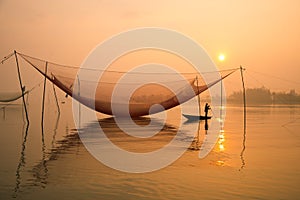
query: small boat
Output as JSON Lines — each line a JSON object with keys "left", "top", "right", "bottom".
{"left": 182, "top": 114, "right": 212, "bottom": 121}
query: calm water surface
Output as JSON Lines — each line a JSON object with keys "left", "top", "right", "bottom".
{"left": 0, "top": 98, "right": 299, "bottom": 199}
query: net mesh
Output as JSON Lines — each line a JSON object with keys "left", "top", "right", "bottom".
{"left": 0, "top": 90, "right": 28, "bottom": 102}
{"left": 17, "top": 52, "right": 237, "bottom": 117}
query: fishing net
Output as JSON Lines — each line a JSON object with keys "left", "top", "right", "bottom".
{"left": 0, "top": 90, "right": 28, "bottom": 102}
{"left": 17, "top": 52, "right": 238, "bottom": 117}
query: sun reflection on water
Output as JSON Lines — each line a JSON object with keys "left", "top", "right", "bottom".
{"left": 214, "top": 129, "right": 227, "bottom": 167}
{"left": 218, "top": 129, "right": 225, "bottom": 152}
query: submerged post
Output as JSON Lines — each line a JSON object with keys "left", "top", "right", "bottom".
{"left": 41, "top": 62, "right": 48, "bottom": 138}
{"left": 14, "top": 50, "right": 29, "bottom": 124}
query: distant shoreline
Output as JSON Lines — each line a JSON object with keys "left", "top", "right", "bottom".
{"left": 227, "top": 87, "right": 300, "bottom": 105}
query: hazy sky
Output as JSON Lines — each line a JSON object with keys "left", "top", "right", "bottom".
{"left": 0, "top": 0, "right": 299, "bottom": 92}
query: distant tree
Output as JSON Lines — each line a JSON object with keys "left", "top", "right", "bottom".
{"left": 227, "top": 87, "right": 300, "bottom": 105}
{"left": 273, "top": 89, "right": 300, "bottom": 104}
{"left": 228, "top": 87, "right": 272, "bottom": 105}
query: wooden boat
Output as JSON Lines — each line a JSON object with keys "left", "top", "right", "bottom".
{"left": 182, "top": 114, "right": 212, "bottom": 121}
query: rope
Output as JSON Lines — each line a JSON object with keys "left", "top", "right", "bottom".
{"left": 16, "top": 51, "right": 239, "bottom": 75}
{"left": 245, "top": 70, "right": 298, "bottom": 105}
{"left": 282, "top": 116, "right": 300, "bottom": 127}
{"left": 0, "top": 52, "right": 14, "bottom": 64}
{"left": 247, "top": 69, "right": 300, "bottom": 85}
{"left": 54, "top": 74, "right": 198, "bottom": 84}
{"left": 0, "top": 81, "right": 43, "bottom": 109}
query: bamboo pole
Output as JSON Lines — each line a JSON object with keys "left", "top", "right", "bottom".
{"left": 41, "top": 62, "right": 48, "bottom": 139}
{"left": 196, "top": 76, "right": 201, "bottom": 116}
{"left": 220, "top": 79, "right": 223, "bottom": 127}
{"left": 240, "top": 66, "right": 246, "bottom": 129}
{"left": 14, "top": 50, "right": 29, "bottom": 124}
{"left": 77, "top": 75, "right": 81, "bottom": 130}
{"left": 240, "top": 66, "right": 246, "bottom": 169}
{"left": 52, "top": 83, "right": 60, "bottom": 115}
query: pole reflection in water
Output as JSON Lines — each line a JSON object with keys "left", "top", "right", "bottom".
{"left": 188, "top": 120, "right": 201, "bottom": 151}
{"left": 13, "top": 109, "right": 61, "bottom": 197}
{"left": 11, "top": 109, "right": 248, "bottom": 196}
{"left": 13, "top": 123, "right": 29, "bottom": 198}
{"left": 188, "top": 118, "right": 210, "bottom": 151}
{"left": 17, "top": 116, "right": 191, "bottom": 191}
{"left": 239, "top": 119, "right": 247, "bottom": 170}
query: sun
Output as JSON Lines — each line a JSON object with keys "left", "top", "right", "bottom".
{"left": 218, "top": 54, "right": 225, "bottom": 62}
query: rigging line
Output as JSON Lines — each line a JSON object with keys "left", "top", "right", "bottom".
{"left": 51, "top": 71, "right": 234, "bottom": 85}
{"left": 244, "top": 70, "right": 266, "bottom": 87}
{"left": 0, "top": 81, "right": 43, "bottom": 109}
{"left": 282, "top": 116, "right": 300, "bottom": 127}
{"left": 246, "top": 71, "right": 296, "bottom": 105}
{"left": 14, "top": 50, "right": 29, "bottom": 125}
{"left": 17, "top": 52, "right": 239, "bottom": 75}
{"left": 54, "top": 74, "right": 197, "bottom": 84}
{"left": 27, "top": 80, "right": 44, "bottom": 92}
{"left": 247, "top": 69, "right": 300, "bottom": 85}
{"left": 0, "top": 52, "right": 14, "bottom": 64}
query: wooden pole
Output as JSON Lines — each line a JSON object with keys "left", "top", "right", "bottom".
{"left": 240, "top": 66, "right": 246, "bottom": 128}
{"left": 78, "top": 75, "right": 81, "bottom": 130}
{"left": 14, "top": 50, "right": 29, "bottom": 124}
{"left": 220, "top": 79, "right": 223, "bottom": 127}
{"left": 52, "top": 83, "right": 60, "bottom": 115}
{"left": 41, "top": 62, "right": 48, "bottom": 139}
{"left": 196, "top": 76, "right": 201, "bottom": 116}
{"left": 240, "top": 65, "right": 246, "bottom": 169}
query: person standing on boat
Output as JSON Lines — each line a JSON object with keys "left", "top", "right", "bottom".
{"left": 204, "top": 103, "right": 210, "bottom": 132}
{"left": 204, "top": 103, "right": 210, "bottom": 118}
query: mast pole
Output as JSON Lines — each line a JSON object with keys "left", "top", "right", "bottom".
{"left": 14, "top": 50, "right": 29, "bottom": 124}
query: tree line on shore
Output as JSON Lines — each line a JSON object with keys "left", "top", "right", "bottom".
{"left": 227, "top": 87, "right": 300, "bottom": 105}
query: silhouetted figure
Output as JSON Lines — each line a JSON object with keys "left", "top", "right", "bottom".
{"left": 204, "top": 103, "right": 210, "bottom": 132}
{"left": 204, "top": 103, "right": 210, "bottom": 118}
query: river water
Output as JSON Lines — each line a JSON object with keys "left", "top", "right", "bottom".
{"left": 0, "top": 96, "right": 299, "bottom": 199}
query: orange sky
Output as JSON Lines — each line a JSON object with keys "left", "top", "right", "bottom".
{"left": 0, "top": 0, "right": 299, "bottom": 93}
